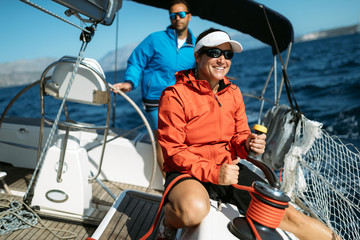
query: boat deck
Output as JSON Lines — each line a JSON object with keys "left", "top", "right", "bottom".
{"left": 0, "top": 162, "right": 163, "bottom": 240}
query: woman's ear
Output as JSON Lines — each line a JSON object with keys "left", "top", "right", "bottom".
{"left": 194, "top": 52, "right": 201, "bottom": 64}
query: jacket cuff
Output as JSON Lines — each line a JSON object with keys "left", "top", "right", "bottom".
{"left": 125, "top": 80, "right": 134, "bottom": 90}
{"left": 209, "top": 166, "right": 220, "bottom": 185}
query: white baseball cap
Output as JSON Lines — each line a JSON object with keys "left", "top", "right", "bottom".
{"left": 194, "top": 31, "right": 243, "bottom": 53}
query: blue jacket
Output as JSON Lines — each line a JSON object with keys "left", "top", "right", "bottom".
{"left": 124, "top": 26, "right": 196, "bottom": 107}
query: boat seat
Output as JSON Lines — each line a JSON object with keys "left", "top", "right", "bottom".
{"left": 36, "top": 55, "right": 111, "bottom": 192}
{"left": 30, "top": 55, "right": 112, "bottom": 216}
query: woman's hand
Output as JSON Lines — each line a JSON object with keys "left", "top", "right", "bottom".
{"left": 111, "top": 82, "right": 132, "bottom": 93}
{"left": 246, "top": 133, "right": 266, "bottom": 156}
{"left": 219, "top": 159, "right": 241, "bottom": 185}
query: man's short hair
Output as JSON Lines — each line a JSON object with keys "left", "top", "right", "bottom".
{"left": 169, "top": 0, "right": 191, "bottom": 13}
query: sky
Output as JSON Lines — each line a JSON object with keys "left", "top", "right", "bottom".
{"left": 1, "top": 0, "right": 359, "bottom": 63}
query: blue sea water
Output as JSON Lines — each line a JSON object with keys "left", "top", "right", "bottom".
{"left": 1, "top": 33, "right": 359, "bottom": 149}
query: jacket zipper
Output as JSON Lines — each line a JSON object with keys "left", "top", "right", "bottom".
{"left": 214, "top": 93, "right": 222, "bottom": 143}
{"left": 214, "top": 94, "right": 222, "bottom": 107}
{"left": 214, "top": 83, "right": 231, "bottom": 107}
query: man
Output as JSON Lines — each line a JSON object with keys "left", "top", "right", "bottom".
{"left": 112, "top": 0, "right": 196, "bottom": 177}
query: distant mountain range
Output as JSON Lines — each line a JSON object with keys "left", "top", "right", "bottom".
{"left": 295, "top": 24, "right": 359, "bottom": 42}
{"left": 0, "top": 58, "right": 57, "bottom": 87}
{"left": 1, "top": 24, "right": 359, "bottom": 88}
{"left": 98, "top": 43, "right": 138, "bottom": 72}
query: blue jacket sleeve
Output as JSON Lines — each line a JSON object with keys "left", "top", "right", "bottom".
{"left": 124, "top": 35, "right": 155, "bottom": 89}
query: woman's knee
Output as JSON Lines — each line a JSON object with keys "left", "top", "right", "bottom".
{"left": 167, "top": 179, "right": 210, "bottom": 227}
{"left": 179, "top": 196, "right": 210, "bottom": 226}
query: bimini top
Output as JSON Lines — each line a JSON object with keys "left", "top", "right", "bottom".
{"left": 131, "top": 0, "right": 294, "bottom": 54}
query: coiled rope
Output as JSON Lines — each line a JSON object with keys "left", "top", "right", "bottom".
{"left": 0, "top": 198, "right": 77, "bottom": 239}
{"left": 139, "top": 174, "right": 288, "bottom": 240}
{"left": 232, "top": 184, "right": 288, "bottom": 240}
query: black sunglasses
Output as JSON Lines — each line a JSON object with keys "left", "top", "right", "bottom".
{"left": 198, "top": 48, "right": 234, "bottom": 60}
{"left": 170, "top": 11, "right": 189, "bottom": 20}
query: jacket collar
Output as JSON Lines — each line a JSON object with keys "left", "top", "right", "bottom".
{"left": 166, "top": 26, "right": 195, "bottom": 46}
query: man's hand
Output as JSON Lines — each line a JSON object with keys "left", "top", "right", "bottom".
{"left": 111, "top": 82, "right": 132, "bottom": 93}
{"left": 219, "top": 159, "right": 241, "bottom": 185}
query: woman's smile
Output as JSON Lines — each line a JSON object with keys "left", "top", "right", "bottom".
{"left": 196, "top": 43, "right": 232, "bottom": 84}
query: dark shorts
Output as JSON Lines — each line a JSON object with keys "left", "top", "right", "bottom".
{"left": 164, "top": 163, "right": 266, "bottom": 214}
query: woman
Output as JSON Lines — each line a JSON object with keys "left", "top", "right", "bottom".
{"left": 157, "top": 28, "right": 339, "bottom": 240}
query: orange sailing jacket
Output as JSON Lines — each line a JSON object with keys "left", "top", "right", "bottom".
{"left": 158, "top": 69, "right": 251, "bottom": 184}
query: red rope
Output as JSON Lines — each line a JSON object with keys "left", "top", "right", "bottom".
{"left": 139, "top": 174, "right": 192, "bottom": 240}
{"left": 232, "top": 184, "right": 288, "bottom": 240}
